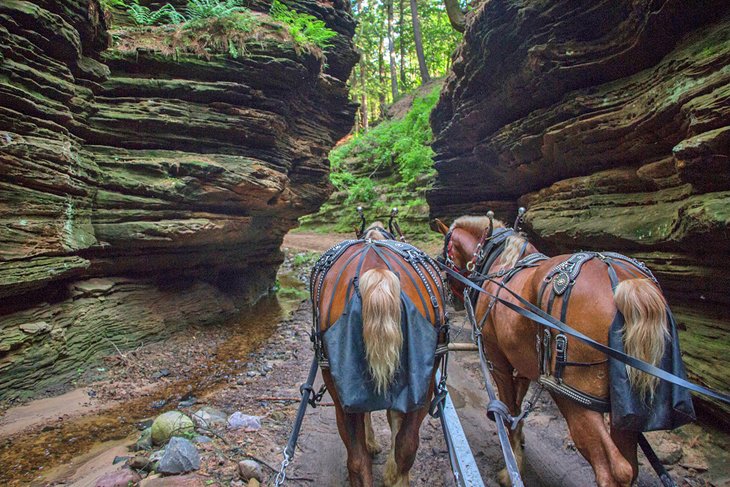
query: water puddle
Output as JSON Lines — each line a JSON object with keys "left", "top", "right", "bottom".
{"left": 0, "top": 269, "right": 307, "bottom": 486}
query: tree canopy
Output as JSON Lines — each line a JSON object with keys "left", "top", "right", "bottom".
{"left": 350, "top": 0, "right": 463, "bottom": 129}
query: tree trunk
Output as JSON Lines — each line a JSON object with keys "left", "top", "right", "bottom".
{"left": 386, "top": 0, "right": 399, "bottom": 100}
{"left": 444, "top": 0, "right": 465, "bottom": 33}
{"left": 398, "top": 0, "right": 407, "bottom": 87}
{"left": 378, "top": 23, "right": 386, "bottom": 115}
{"left": 410, "top": 0, "right": 430, "bottom": 83}
{"left": 360, "top": 60, "right": 368, "bottom": 131}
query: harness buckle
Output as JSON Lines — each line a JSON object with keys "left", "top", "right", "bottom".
{"left": 466, "top": 261, "right": 475, "bottom": 272}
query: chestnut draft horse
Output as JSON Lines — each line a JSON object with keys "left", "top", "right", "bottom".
{"left": 310, "top": 224, "right": 446, "bottom": 486}
{"left": 435, "top": 216, "right": 672, "bottom": 487}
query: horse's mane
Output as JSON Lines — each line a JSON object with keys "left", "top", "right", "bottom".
{"left": 364, "top": 221, "right": 388, "bottom": 240}
{"left": 450, "top": 215, "right": 525, "bottom": 269}
{"left": 450, "top": 215, "right": 506, "bottom": 236}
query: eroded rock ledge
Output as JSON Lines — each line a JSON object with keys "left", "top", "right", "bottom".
{"left": 429, "top": 0, "right": 729, "bottom": 422}
{"left": 0, "top": 0, "right": 356, "bottom": 401}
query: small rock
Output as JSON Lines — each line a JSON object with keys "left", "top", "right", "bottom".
{"left": 19, "top": 321, "right": 50, "bottom": 334}
{"left": 112, "top": 455, "right": 129, "bottom": 465}
{"left": 128, "top": 455, "right": 152, "bottom": 470}
{"left": 269, "top": 411, "right": 286, "bottom": 421}
{"left": 137, "top": 419, "right": 154, "bottom": 431}
{"left": 192, "top": 406, "right": 227, "bottom": 429}
{"left": 192, "top": 435, "right": 212, "bottom": 444}
{"left": 93, "top": 468, "right": 142, "bottom": 487}
{"left": 151, "top": 399, "right": 167, "bottom": 409}
{"left": 178, "top": 397, "right": 197, "bottom": 408}
{"left": 151, "top": 411, "right": 194, "bottom": 445}
{"left": 247, "top": 371, "right": 258, "bottom": 377}
{"left": 152, "top": 369, "right": 171, "bottom": 380}
{"left": 655, "top": 439, "right": 683, "bottom": 465}
{"left": 227, "top": 412, "right": 261, "bottom": 431}
{"left": 679, "top": 460, "right": 709, "bottom": 472}
{"left": 248, "top": 480, "right": 260, "bottom": 487}
{"left": 157, "top": 437, "right": 200, "bottom": 475}
{"left": 238, "top": 459, "right": 263, "bottom": 481}
{"left": 134, "top": 427, "right": 153, "bottom": 451}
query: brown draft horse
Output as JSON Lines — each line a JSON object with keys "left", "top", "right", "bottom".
{"left": 435, "top": 216, "right": 669, "bottom": 487}
{"left": 312, "top": 224, "right": 446, "bottom": 486}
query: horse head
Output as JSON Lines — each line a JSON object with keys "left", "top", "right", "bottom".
{"left": 364, "top": 221, "right": 392, "bottom": 240}
{"left": 434, "top": 214, "right": 529, "bottom": 308}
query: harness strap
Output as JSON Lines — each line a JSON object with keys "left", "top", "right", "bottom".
{"left": 324, "top": 246, "right": 368, "bottom": 327}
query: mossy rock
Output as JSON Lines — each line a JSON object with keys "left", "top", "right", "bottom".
{"left": 151, "top": 411, "right": 194, "bottom": 445}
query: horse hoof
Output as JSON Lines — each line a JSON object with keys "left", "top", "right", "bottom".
{"left": 367, "top": 442, "right": 381, "bottom": 456}
{"left": 497, "top": 468, "right": 512, "bottom": 487}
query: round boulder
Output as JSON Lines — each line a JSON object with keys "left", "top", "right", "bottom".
{"left": 151, "top": 411, "right": 194, "bottom": 445}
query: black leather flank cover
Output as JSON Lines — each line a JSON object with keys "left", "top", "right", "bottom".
{"left": 323, "top": 290, "right": 437, "bottom": 413}
{"left": 609, "top": 310, "right": 696, "bottom": 431}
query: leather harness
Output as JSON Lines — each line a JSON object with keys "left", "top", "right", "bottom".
{"left": 310, "top": 238, "right": 449, "bottom": 369}
{"left": 442, "top": 226, "right": 661, "bottom": 413}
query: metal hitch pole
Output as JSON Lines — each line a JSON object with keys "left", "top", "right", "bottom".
{"left": 436, "top": 370, "right": 486, "bottom": 487}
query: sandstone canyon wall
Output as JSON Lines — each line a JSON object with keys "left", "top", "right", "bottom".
{"left": 429, "top": 0, "right": 729, "bottom": 422}
{"left": 0, "top": 0, "right": 356, "bottom": 401}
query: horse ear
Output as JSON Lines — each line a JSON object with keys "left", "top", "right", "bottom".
{"left": 432, "top": 218, "right": 450, "bottom": 235}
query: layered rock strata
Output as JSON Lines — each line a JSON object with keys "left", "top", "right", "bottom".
{"left": 429, "top": 0, "right": 730, "bottom": 422}
{"left": 0, "top": 0, "right": 356, "bottom": 401}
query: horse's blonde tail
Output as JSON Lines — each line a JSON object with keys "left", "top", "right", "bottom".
{"left": 360, "top": 268, "right": 402, "bottom": 395}
{"left": 613, "top": 278, "right": 669, "bottom": 401}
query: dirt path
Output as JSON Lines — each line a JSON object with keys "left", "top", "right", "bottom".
{"left": 283, "top": 232, "right": 352, "bottom": 253}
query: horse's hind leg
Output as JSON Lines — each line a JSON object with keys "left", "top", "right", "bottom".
{"left": 553, "top": 396, "right": 633, "bottom": 487}
{"left": 611, "top": 427, "right": 639, "bottom": 483}
{"left": 384, "top": 410, "right": 405, "bottom": 486}
{"left": 364, "top": 412, "right": 381, "bottom": 455}
{"left": 385, "top": 406, "right": 429, "bottom": 487}
{"left": 324, "top": 373, "right": 373, "bottom": 486}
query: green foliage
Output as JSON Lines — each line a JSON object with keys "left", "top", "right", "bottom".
{"left": 174, "top": 9, "right": 259, "bottom": 58}
{"left": 305, "top": 85, "right": 440, "bottom": 236}
{"left": 292, "top": 251, "right": 320, "bottom": 267}
{"left": 330, "top": 85, "right": 439, "bottom": 197}
{"left": 270, "top": 0, "right": 338, "bottom": 49}
{"left": 127, "top": 2, "right": 184, "bottom": 25}
{"left": 100, "top": 0, "right": 129, "bottom": 11}
{"left": 185, "top": 0, "right": 247, "bottom": 21}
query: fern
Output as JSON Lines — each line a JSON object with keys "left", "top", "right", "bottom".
{"left": 128, "top": 3, "right": 184, "bottom": 25}
{"left": 186, "top": 0, "right": 247, "bottom": 21}
{"left": 270, "top": 0, "right": 337, "bottom": 49}
{"left": 175, "top": 9, "right": 259, "bottom": 59}
{"left": 100, "top": 0, "right": 128, "bottom": 10}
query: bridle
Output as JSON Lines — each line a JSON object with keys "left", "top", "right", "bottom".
{"left": 440, "top": 225, "right": 493, "bottom": 304}
{"left": 439, "top": 209, "right": 527, "bottom": 305}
